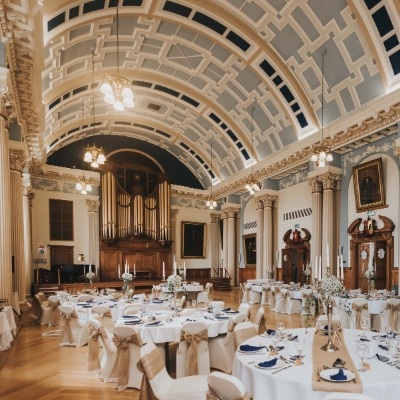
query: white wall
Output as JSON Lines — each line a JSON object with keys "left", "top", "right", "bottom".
{"left": 243, "top": 198, "right": 257, "bottom": 235}
{"left": 32, "top": 189, "right": 99, "bottom": 270}
{"left": 347, "top": 153, "right": 399, "bottom": 268}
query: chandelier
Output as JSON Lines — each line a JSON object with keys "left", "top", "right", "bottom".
{"left": 84, "top": 50, "right": 106, "bottom": 168}
{"left": 311, "top": 49, "right": 333, "bottom": 167}
{"left": 76, "top": 177, "right": 92, "bottom": 195}
{"left": 245, "top": 107, "right": 260, "bottom": 195}
{"left": 206, "top": 142, "right": 217, "bottom": 210}
{"left": 100, "top": 3, "right": 134, "bottom": 111}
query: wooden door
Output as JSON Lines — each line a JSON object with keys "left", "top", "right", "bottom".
{"left": 374, "top": 241, "right": 386, "bottom": 290}
{"left": 101, "top": 251, "right": 118, "bottom": 281}
{"left": 357, "top": 243, "right": 370, "bottom": 292}
{"left": 50, "top": 245, "right": 73, "bottom": 266}
{"left": 282, "top": 248, "right": 293, "bottom": 284}
{"left": 297, "top": 247, "right": 308, "bottom": 285}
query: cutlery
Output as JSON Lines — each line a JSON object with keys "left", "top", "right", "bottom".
{"left": 248, "top": 361, "right": 255, "bottom": 364}
{"left": 280, "top": 356, "right": 291, "bottom": 364}
{"left": 396, "top": 364, "right": 400, "bottom": 370}
{"left": 272, "top": 365, "right": 292, "bottom": 374}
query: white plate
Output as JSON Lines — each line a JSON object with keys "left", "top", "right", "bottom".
{"left": 319, "top": 369, "right": 355, "bottom": 383}
{"left": 255, "top": 359, "right": 285, "bottom": 370}
{"left": 237, "top": 347, "right": 265, "bottom": 354}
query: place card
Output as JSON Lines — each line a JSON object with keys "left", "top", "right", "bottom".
{"left": 363, "top": 362, "right": 370, "bottom": 370}
{"left": 294, "top": 359, "right": 302, "bottom": 366}
{"left": 269, "top": 350, "right": 277, "bottom": 356}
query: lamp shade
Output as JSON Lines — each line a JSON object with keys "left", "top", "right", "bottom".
{"left": 76, "top": 182, "right": 83, "bottom": 191}
{"left": 104, "top": 93, "right": 116, "bottom": 104}
{"left": 326, "top": 153, "right": 333, "bottom": 162}
{"left": 206, "top": 200, "right": 211, "bottom": 207}
{"left": 91, "top": 161, "right": 99, "bottom": 168}
{"left": 121, "top": 87, "right": 134, "bottom": 99}
{"left": 123, "top": 97, "right": 135, "bottom": 108}
{"left": 84, "top": 151, "right": 93, "bottom": 162}
{"left": 113, "top": 101, "right": 124, "bottom": 111}
{"left": 97, "top": 152, "right": 106, "bottom": 164}
{"left": 311, "top": 154, "right": 318, "bottom": 162}
{"left": 86, "top": 184, "right": 92, "bottom": 192}
{"left": 100, "top": 81, "right": 113, "bottom": 95}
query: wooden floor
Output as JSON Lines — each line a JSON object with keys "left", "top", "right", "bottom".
{"left": 0, "top": 289, "right": 311, "bottom": 400}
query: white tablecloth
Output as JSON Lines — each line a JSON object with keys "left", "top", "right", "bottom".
{"left": 233, "top": 328, "right": 400, "bottom": 400}
{"left": 0, "top": 308, "right": 13, "bottom": 351}
{"left": 1, "top": 306, "right": 16, "bottom": 335}
{"left": 252, "top": 285, "right": 304, "bottom": 300}
{"left": 334, "top": 297, "right": 387, "bottom": 315}
{"left": 162, "top": 285, "right": 204, "bottom": 293}
{"left": 116, "top": 309, "right": 231, "bottom": 343}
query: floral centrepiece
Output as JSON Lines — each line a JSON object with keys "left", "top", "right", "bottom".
{"left": 363, "top": 270, "right": 376, "bottom": 281}
{"left": 167, "top": 274, "right": 183, "bottom": 294}
{"left": 122, "top": 272, "right": 133, "bottom": 293}
{"left": 86, "top": 271, "right": 96, "bottom": 284}
{"left": 320, "top": 274, "right": 344, "bottom": 301}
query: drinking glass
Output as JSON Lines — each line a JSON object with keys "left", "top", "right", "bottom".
{"left": 277, "top": 322, "right": 285, "bottom": 336}
{"left": 386, "top": 326, "right": 394, "bottom": 340}
{"left": 192, "top": 300, "right": 197, "bottom": 310}
{"left": 360, "top": 318, "right": 368, "bottom": 337}
{"left": 295, "top": 339, "right": 306, "bottom": 365}
{"left": 356, "top": 343, "right": 367, "bottom": 372}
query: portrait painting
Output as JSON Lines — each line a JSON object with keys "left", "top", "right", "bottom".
{"left": 243, "top": 234, "right": 256, "bottom": 267}
{"left": 352, "top": 157, "right": 386, "bottom": 213}
{"left": 181, "top": 222, "right": 206, "bottom": 259}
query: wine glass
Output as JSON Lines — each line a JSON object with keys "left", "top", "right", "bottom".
{"left": 192, "top": 299, "right": 197, "bottom": 309}
{"left": 356, "top": 343, "right": 367, "bottom": 372}
{"left": 386, "top": 326, "right": 394, "bottom": 340}
{"left": 295, "top": 339, "right": 306, "bottom": 365}
{"left": 277, "top": 322, "right": 285, "bottom": 337}
{"left": 360, "top": 318, "right": 368, "bottom": 337}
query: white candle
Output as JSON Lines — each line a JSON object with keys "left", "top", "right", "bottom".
{"left": 163, "top": 262, "right": 165, "bottom": 277}
{"left": 276, "top": 250, "right": 279, "bottom": 261}
{"left": 134, "top": 264, "right": 136, "bottom": 275}
{"left": 337, "top": 255, "right": 340, "bottom": 279}
{"left": 84, "top": 265, "right": 86, "bottom": 276}
{"left": 315, "top": 256, "right": 318, "bottom": 279}
{"left": 340, "top": 255, "right": 344, "bottom": 280}
{"left": 118, "top": 264, "right": 121, "bottom": 279}
{"left": 319, "top": 256, "right": 322, "bottom": 280}
{"left": 362, "top": 262, "right": 364, "bottom": 272}
{"left": 326, "top": 244, "right": 329, "bottom": 266}
{"left": 89, "top": 264, "right": 92, "bottom": 273}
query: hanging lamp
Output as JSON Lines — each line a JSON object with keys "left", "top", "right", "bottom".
{"left": 311, "top": 49, "right": 333, "bottom": 167}
{"left": 100, "top": 2, "right": 134, "bottom": 110}
{"left": 245, "top": 106, "right": 260, "bottom": 195}
{"left": 84, "top": 50, "right": 106, "bottom": 168}
{"left": 206, "top": 142, "right": 217, "bottom": 210}
{"left": 76, "top": 109, "right": 93, "bottom": 195}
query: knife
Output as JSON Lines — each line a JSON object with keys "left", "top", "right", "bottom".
{"left": 271, "top": 365, "right": 292, "bottom": 374}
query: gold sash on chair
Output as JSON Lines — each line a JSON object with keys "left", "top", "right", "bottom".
{"left": 110, "top": 333, "right": 144, "bottom": 389}
{"left": 352, "top": 303, "right": 368, "bottom": 329}
{"left": 180, "top": 328, "right": 208, "bottom": 376}
{"left": 48, "top": 300, "right": 60, "bottom": 326}
{"left": 87, "top": 323, "right": 108, "bottom": 371}
{"left": 261, "top": 286, "right": 269, "bottom": 305}
{"left": 207, "top": 385, "right": 250, "bottom": 400}
{"left": 31, "top": 296, "right": 42, "bottom": 320}
{"left": 385, "top": 303, "right": 400, "bottom": 330}
{"left": 254, "top": 311, "right": 267, "bottom": 335}
{"left": 137, "top": 348, "right": 164, "bottom": 400}
{"left": 59, "top": 310, "right": 79, "bottom": 345}
{"left": 227, "top": 320, "right": 237, "bottom": 332}
{"left": 91, "top": 309, "right": 113, "bottom": 319}
{"left": 243, "top": 286, "right": 252, "bottom": 303}
{"left": 234, "top": 327, "right": 257, "bottom": 347}
{"left": 269, "top": 288, "right": 276, "bottom": 309}
{"left": 280, "top": 291, "right": 291, "bottom": 311}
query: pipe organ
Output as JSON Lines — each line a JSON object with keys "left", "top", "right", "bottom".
{"left": 99, "top": 157, "right": 172, "bottom": 281}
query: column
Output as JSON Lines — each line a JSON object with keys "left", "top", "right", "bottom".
{"left": 210, "top": 213, "right": 220, "bottom": 276}
{"left": 226, "top": 208, "right": 237, "bottom": 285}
{"left": 263, "top": 196, "right": 275, "bottom": 271}
{"left": 334, "top": 180, "right": 341, "bottom": 277}
{"left": 10, "top": 149, "right": 27, "bottom": 301}
{"left": 222, "top": 212, "right": 228, "bottom": 273}
{"left": 86, "top": 200, "right": 100, "bottom": 277}
{"left": 318, "top": 173, "right": 341, "bottom": 277}
{"left": 308, "top": 177, "right": 323, "bottom": 277}
{"left": 255, "top": 198, "right": 264, "bottom": 279}
{"left": 0, "top": 74, "right": 13, "bottom": 304}
{"left": 170, "top": 209, "right": 179, "bottom": 261}
{"left": 22, "top": 173, "right": 32, "bottom": 297}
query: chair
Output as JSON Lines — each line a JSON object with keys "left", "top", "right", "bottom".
{"left": 349, "top": 298, "right": 371, "bottom": 331}
{"left": 208, "top": 371, "right": 249, "bottom": 400}
{"left": 152, "top": 285, "right": 165, "bottom": 300}
{"left": 392, "top": 284, "right": 398, "bottom": 295}
{"left": 250, "top": 288, "right": 261, "bottom": 305}
{"left": 322, "top": 393, "right": 375, "bottom": 400}
{"left": 59, "top": 305, "right": 89, "bottom": 347}
{"left": 106, "top": 288, "right": 116, "bottom": 294}
{"left": 138, "top": 342, "right": 208, "bottom": 400}
{"left": 77, "top": 294, "right": 94, "bottom": 302}
{"left": 37, "top": 292, "right": 48, "bottom": 307}
{"left": 91, "top": 305, "right": 114, "bottom": 338}
{"left": 36, "top": 294, "right": 52, "bottom": 326}
{"left": 261, "top": 285, "right": 270, "bottom": 305}
{"left": 301, "top": 289, "right": 315, "bottom": 316}
{"left": 253, "top": 307, "right": 267, "bottom": 334}
{"left": 47, "top": 295, "right": 60, "bottom": 326}
{"left": 176, "top": 321, "right": 210, "bottom": 378}
{"left": 271, "top": 287, "right": 281, "bottom": 312}
{"left": 210, "top": 301, "right": 225, "bottom": 310}
{"left": 241, "top": 284, "right": 252, "bottom": 303}
{"left": 233, "top": 321, "right": 257, "bottom": 347}
{"left": 274, "top": 287, "right": 285, "bottom": 313}
{"left": 175, "top": 295, "right": 186, "bottom": 308}
{"left": 379, "top": 298, "right": 400, "bottom": 332}
{"left": 125, "top": 305, "right": 142, "bottom": 316}
{"left": 112, "top": 292, "right": 122, "bottom": 300}
{"left": 281, "top": 289, "right": 302, "bottom": 315}
{"left": 208, "top": 313, "right": 246, "bottom": 373}
{"left": 197, "top": 283, "right": 212, "bottom": 304}
{"left": 238, "top": 303, "right": 250, "bottom": 321}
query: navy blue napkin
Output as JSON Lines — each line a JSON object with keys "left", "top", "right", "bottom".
{"left": 124, "top": 320, "right": 142, "bottom": 325}
{"left": 186, "top": 318, "right": 197, "bottom": 322}
{"left": 378, "top": 344, "right": 389, "bottom": 351}
{"left": 330, "top": 369, "right": 347, "bottom": 381}
{"left": 226, "top": 310, "right": 239, "bottom": 314}
{"left": 239, "top": 344, "right": 264, "bottom": 352}
{"left": 122, "top": 315, "right": 139, "bottom": 319}
{"left": 221, "top": 307, "right": 231, "bottom": 312}
{"left": 215, "top": 315, "right": 229, "bottom": 320}
{"left": 376, "top": 354, "right": 389, "bottom": 362}
{"left": 152, "top": 301, "right": 163, "bottom": 304}
{"left": 86, "top": 301, "right": 93, "bottom": 303}
{"left": 289, "top": 335, "right": 298, "bottom": 341}
{"left": 82, "top": 305, "right": 93, "bottom": 308}
{"left": 259, "top": 358, "right": 278, "bottom": 368}
{"left": 266, "top": 329, "right": 276, "bottom": 335}
{"left": 359, "top": 338, "right": 369, "bottom": 342}
{"left": 146, "top": 320, "right": 162, "bottom": 326}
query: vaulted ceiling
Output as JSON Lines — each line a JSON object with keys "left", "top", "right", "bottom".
{"left": 6, "top": 0, "right": 400, "bottom": 189}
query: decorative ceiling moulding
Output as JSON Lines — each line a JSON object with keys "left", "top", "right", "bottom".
{"left": 30, "top": 169, "right": 100, "bottom": 186}
{"left": 171, "top": 185, "right": 210, "bottom": 201}
{"left": 0, "top": 1, "right": 45, "bottom": 174}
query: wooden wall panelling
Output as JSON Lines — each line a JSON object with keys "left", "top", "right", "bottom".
{"left": 186, "top": 268, "right": 211, "bottom": 279}
{"left": 101, "top": 251, "right": 118, "bottom": 281}
{"left": 239, "top": 268, "right": 256, "bottom": 284}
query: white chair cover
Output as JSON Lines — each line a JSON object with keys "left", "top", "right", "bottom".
{"left": 233, "top": 321, "right": 257, "bottom": 348}
{"left": 350, "top": 298, "right": 371, "bottom": 331}
{"left": 242, "top": 284, "right": 252, "bottom": 303}
{"left": 47, "top": 295, "right": 60, "bottom": 326}
{"left": 197, "top": 283, "right": 212, "bottom": 304}
{"left": 77, "top": 294, "right": 94, "bottom": 302}
{"left": 125, "top": 305, "right": 142, "bottom": 316}
{"left": 91, "top": 305, "right": 114, "bottom": 338}
{"left": 261, "top": 285, "right": 270, "bottom": 306}
{"left": 379, "top": 298, "right": 400, "bottom": 332}
{"left": 208, "top": 371, "right": 249, "bottom": 400}
{"left": 253, "top": 307, "right": 267, "bottom": 334}
{"left": 238, "top": 303, "right": 250, "bottom": 321}
{"left": 59, "top": 305, "right": 89, "bottom": 347}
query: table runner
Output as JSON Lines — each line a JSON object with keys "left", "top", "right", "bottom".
{"left": 312, "top": 329, "right": 362, "bottom": 394}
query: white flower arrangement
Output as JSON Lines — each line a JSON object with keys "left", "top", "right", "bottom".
{"left": 121, "top": 272, "right": 133, "bottom": 292}
{"left": 86, "top": 271, "right": 96, "bottom": 282}
{"left": 363, "top": 270, "right": 376, "bottom": 281}
{"left": 167, "top": 274, "right": 182, "bottom": 294}
{"left": 320, "top": 274, "right": 343, "bottom": 299}
{"left": 303, "top": 269, "right": 311, "bottom": 277}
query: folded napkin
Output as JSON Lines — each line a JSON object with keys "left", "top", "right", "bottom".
{"left": 82, "top": 305, "right": 93, "bottom": 308}
{"left": 378, "top": 344, "right": 389, "bottom": 351}
{"left": 289, "top": 335, "right": 298, "bottom": 341}
{"left": 221, "top": 307, "right": 231, "bottom": 312}
{"left": 258, "top": 358, "right": 278, "bottom": 368}
{"left": 333, "top": 358, "right": 346, "bottom": 368}
{"left": 226, "top": 310, "right": 239, "bottom": 314}
{"left": 359, "top": 338, "right": 370, "bottom": 342}
{"left": 186, "top": 318, "right": 197, "bottom": 322}
{"left": 86, "top": 301, "right": 93, "bottom": 303}
{"left": 266, "top": 329, "right": 276, "bottom": 335}
{"left": 122, "top": 315, "right": 139, "bottom": 319}
{"left": 124, "top": 320, "right": 142, "bottom": 325}
{"left": 239, "top": 344, "right": 264, "bottom": 352}
{"left": 375, "top": 354, "right": 389, "bottom": 362}
{"left": 146, "top": 321, "right": 162, "bottom": 326}
{"left": 152, "top": 301, "right": 164, "bottom": 304}
{"left": 204, "top": 316, "right": 215, "bottom": 320}
{"left": 330, "top": 369, "right": 347, "bottom": 381}
{"left": 215, "top": 315, "right": 229, "bottom": 320}
{"left": 274, "top": 346, "right": 285, "bottom": 351}
{"left": 110, "top": 299, "right": 117, "bottom": 302}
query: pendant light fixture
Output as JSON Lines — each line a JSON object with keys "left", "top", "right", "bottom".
{"left": 245, "top": 106, "right": 261, "bottom": 195}
{"left": 206, "top": 142, "right": 217, "bottom": 210}
{"left": 100, "top": 2, "right": 134, "bottom": 110}
{"left": 84, "top": 49, "right": 106, "bottom": 168}
{"left": 311, "top": 49, "right": 333, "bottom": 167}
{"left": 76, "top": 109, "right": 93, "bottom": 195}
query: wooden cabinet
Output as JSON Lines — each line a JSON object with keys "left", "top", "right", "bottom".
{"left": 186, "top": 268, "right": 211, "bottom": 280}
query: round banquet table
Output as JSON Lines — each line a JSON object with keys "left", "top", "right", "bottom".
{"left": 0, "top": 308, "right": 13, "bottom": 351}
{"left": 232, "top": 328, "right": 400, "bottom": 400}
{"left": 334, "top": 297, "right": 387, "bottom": 315}
{"left": 252, "top": 285, "right": 305, "bottom": 300}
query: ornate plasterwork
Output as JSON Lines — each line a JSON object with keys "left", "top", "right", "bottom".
{"left": 394, "top": 146, "right": 400, "bottom": 158}
{"left": 31, "top": 170, "right": 99, "bottom": 186}
{"left": 307, "top": 177, "right": 323, "bottom": 194}
{"left": 9, "top": 148, "right": 26, "bottom": 171}
{"left": 86, "top": 199, "right": 99, "bottom": 213}
{"left": 170, "top": 209, "right": 179, "bottom": 220}
{"left": 317, "top": 173, "right": 342, "bottom": 191}
{"left": 256, "top": 194, "right": 278, "bottom": 208}
{"left": 21, "top": 172, "right": 30, "bottom": 196}
{"left": 222, "top": 207, "right": 239, "bottom": 219}
{"left": 210, "top": 213, "right": 220, "bottom": 224}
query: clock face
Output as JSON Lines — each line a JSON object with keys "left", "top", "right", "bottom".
{"left": 377, "top": 248, "right": 385, "bottom": 259}
{"left": 360, "top": 250, "right": 368, "bottom": 260}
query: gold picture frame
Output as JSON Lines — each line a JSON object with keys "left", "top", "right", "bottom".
{"left": 352, "top": 157, "right": 387, "bottom": 213}
{"left": 181, "top": 222, "right": 206, "bottom": 259}
{"left": 242, "top": 234, "right": 256, "bottom": 268}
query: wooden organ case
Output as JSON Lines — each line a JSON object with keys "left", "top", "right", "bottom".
{"left": 99, "top": 153, "right": 172, "bottom": 281}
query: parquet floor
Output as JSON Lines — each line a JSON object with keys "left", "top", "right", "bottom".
{"left": 0, "top": 289, "right": 311, "bottom": 400}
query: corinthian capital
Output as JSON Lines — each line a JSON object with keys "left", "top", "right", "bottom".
{"left": 171, "top": 209, "right": 179, "bottom": 220}
{"left": 317, "top": 173, "right": 341, "bottom": 191}
{"left": 86, "top": 199, "right": 100, "bottom": 213}
{"left": 9, "top": 149, "right": 27, "bottom": 172}
{"left": 307, "top": 177, "right": 323, "bottom": 194}
{"left": 210, "top": 213, "right": 220, "bottom": 223}
{"left": 223, "top": 207, "right": 239, "bottom": 218}
{"left": 394, "top": 146, "right": 400, "bottom": 158}
{"left": 0, "top": 87, "right": 16, "bottom": 121}
{"left": 259, "top": 194, "right": 277, "bottom": 208}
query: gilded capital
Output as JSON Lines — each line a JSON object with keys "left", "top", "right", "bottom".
{"left": 223, "top": 207, "right": 239, "bottom": 218}
{"left": 307, "top": 177, "right": 323, "bottom": 194}
{"left": 254, "top": 197, "right": 264, "bottom": 210}
{"left": 210, "top": 213, "right": 220, "bottom": 223}
{"left": 22, "top": 172, "right": 31, "bottom": 196}
{"left": 86, "top": 199, "right": 100, "bottom": 213}
{"left": 9, "top": 149, "right": 27, "bottom": 172}
{"left": 170, "top": 209, "right": 179, "bottom": 220}
{"left": 394, "top": 146, "right": 400, "bottom": 158}
{"left": 317, "top": 173, "right": 341, "bottom": 191}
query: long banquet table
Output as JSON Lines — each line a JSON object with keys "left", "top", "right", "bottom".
{"left": 0, "top": 307, "right": 15, "bottom": 351}
{"left": 233, "top": 327, "right": 400, "bottom": 400}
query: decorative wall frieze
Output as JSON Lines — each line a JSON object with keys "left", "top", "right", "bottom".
{"left": 31, "top": 170, "right": 100, "bottom": 186}
{"left": 307, "top": 177, "right": 323, "bottom": 194}
{"left": 9, "top": 148, "right": 26, "bottom": 171}
{"left": 86, "top": 199, "right": 99, "bottom": 213}
{"left": 171, "top": 187, "right": 209, "bottom": 201}
{"left": 317, "top": 173, "right": 342, "bottom": 191}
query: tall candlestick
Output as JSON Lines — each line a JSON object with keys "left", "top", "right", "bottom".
{"left": 319, "top": 256, "right": 322, "bottom": 280}
{"left": 118, "top": 264, "right": 121, "bottom": 279}
{"left": 315, "top": 256, "right": 318, "bottom": 279}
{"left": 337, "top": 255, "right": 340, "bottom": 279}
{"left": 326, "top": 244, "right": 329, "bottom": 266}
{"left": 134, "top": 264, "right": 136, "bottom": 275}
{"left": 163, "top": 262, "right": 165, "bottom": 278}
{"left": 184, "top": 263, "right": 186, "bottom": 277}
{"left": 340, "top": 255, "right": 344, "bottom": 280}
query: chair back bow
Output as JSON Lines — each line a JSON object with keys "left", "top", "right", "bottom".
{"left": 110, "top": 333, "right": 144, "bottom": 389}
{"left": 48, "top": 299, "right": 60, "bottom": 326}
{"left": 59, "top": 310, "right": 78, "bottom": 345}
{"left": 385, "top": 303, "right": 400, "bottom": 330}
{"left": 91, "top": 309, "right": 113, "bottom": 319}
{"left": 254, "top": 312, "right": 267, "bottom": 335}
{"left": 87, "top": 324, "right": 108, "bottom": 371}
{"left": 180, "top": 329, "right": 208, "bottom": 376}
{"left": 302, "top": 292, "right": 313, "bottom": 299}
{"left": 228, "top": 320, "right": 237, "bottom": 332}
{"left": 31, "top": 296, "right": 42, "bottom": 319}
{"left": 352, "top": 303, "right": 368, "bottom": 329}
{"left": 207, "top": 385, "right": 250, "bottom": 400}
{"left": 234, "top": 326, "right": 257, "bottom": 347}
{"left": 137, "top": 348, "right": 164, "bottom": 400}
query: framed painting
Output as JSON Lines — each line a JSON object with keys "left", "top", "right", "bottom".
{"left": 181, "top": 222, "right": 206, "bottom": 259}
{"left": 352, "top": 157, "right": 386, "bottom": 213}
{"left": 242, "top": 234, "right": 256, "bottom": 267}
